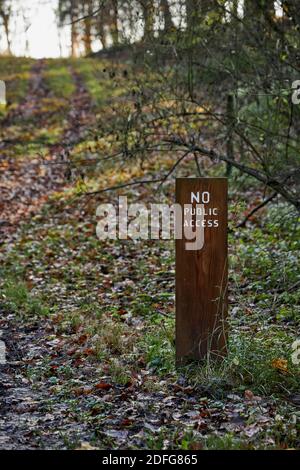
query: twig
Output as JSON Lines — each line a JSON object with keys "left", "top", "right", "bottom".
{"left": 85, "top": 151, "right": 189, "bottom": 196}
{"left": 157, "top": 151, "right": 190, "bottom": 190}
{"left": 237, "top": 191, "right": 278, "bottom": 228}
{"left": 84, "top": 178, "right": 163, "bottom": 196}
{"left": 285, "top": 100, "right": 294, "bottom": 161}
{"left": 66, "top": 5, "right": 103, "bottom": 25}
{"left": 194, "top": 153, "right": 202, "bottom": 176}
{"left": 163, "top": 138, "right": 300, "bottom": 212}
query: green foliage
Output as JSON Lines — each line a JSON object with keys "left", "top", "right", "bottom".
{"left": 0, "top": 57, "right": 34, "bottom": 110}
{"left": 228, "top": 329, "right": 300, "bottom": 395}
{"left": 1, "top": 279, "right": 49, "bottom": 317}
{"left": 44, "top": 59, "right": 75, "bottom": 98}
{"left": 139, "top": 318, "right": 174, "bottom": 372}
{"left": 0, "top": 51, "right": 299, "bottom": 449}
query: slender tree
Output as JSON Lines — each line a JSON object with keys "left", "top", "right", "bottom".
{"left": 161, "top": 0, "right": 173, "bottom": 32}
{"left": 82, "top": 0, "right": 94, "bottom": 54}
{"left": 110, "top": 0, "right": 119, "bottom": 46}
{"left": 0, "top": 0, "right": 12, "bottom": 55}
{"left": 139, "top": 0, "right": 155, "bottom": 41}
{"left": 58, "top": 0, "right": 80, "bottom": 57}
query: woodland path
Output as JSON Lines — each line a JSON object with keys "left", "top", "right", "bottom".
{"left": 0, "top": 58, "right": 298, "bottom": 450}
{"left": 0, "top": 60, "right": 95, "bottom": 449}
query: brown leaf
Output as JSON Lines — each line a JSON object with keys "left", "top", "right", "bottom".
{"left": 271, "top": 358, "right": 288, "bottom": 374}
{"left": 76, "top": 442, "right": 97, "bottom": 450}
{"left": 74, "top": 386, "right": 93, "bottom": 396}
{"left": 83, "top": 347, "right": 95, "bottom": 356}
{"left": 67, "top": 347, "right": 77, "bottom": 356}
{"left": 173, "top": 383, "right": 195, "bottom": 394}
{"left": 121, "top": 418, "right": 133, "bottom": 427}
{"left": 76, "top": 334, "right": 88, "bottom": 345}
{"left": 244, "top": 389, "right": 262, "bottom": 401}
{"left": 95, "top": 381, "right": 112, "bottom": 390}
{"left": 190, "top": 442, "right": 203, "bottom": 450}
{"left": 244, "top": 389, "right": 254, "bottom": 400}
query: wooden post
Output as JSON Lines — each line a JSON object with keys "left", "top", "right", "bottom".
{"left": 176, "top": 178, "right": 228, "bottom": 364}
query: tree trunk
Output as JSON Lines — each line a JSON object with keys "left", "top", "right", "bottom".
{"left": 71, "top": 22, "right": 79, "bottom": 57}
{"left": 110, "top": 0, "right": 119, "bottom": 46}
{"left": 140, "top": 1, "right": 154, "bottom": 40}
{"left": 98, "top": 22, "right": 107, "bottom": 49}
{"left": 244, "top": 0, "right": 265, "bottom": 19}
{"left": 3, "top": 14, "right": 11, "bottom": 54}
{"left": 186, "top": 0, "right": 198, "bottom": 31}
{"left": 282, "top": 0, "right": 300, "bottom": 22}
{"left": 161, "top": 0, "right": 173, "bottom": 32}
{"left": 0, "top": 10, "right": 12, "bottom": 55}
{"left": 243, "top": 0, "right": 256, "bottom": 18}
{"left": 186, "top": 0, "right": 215, "bottom": 31}
{"left": 83, "top": 0, "right": 93, "bottom": 55}
{"left": 70, "top": 0, "right": 79, "bottom": 57}
{"left": 225, "top": 93, "right": 235, "bottom": 177}
{"left": 97, "top": 1, "right": 108, "bottom": 49}
{"left": 231, "top": 0, "right": 238, "bottom": 17}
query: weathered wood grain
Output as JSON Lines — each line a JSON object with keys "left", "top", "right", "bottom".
{"left": 176, "top": 178, "right": 228, "bottom": 364}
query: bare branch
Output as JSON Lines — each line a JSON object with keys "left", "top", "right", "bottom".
{"left": 237, "top": 192, "right": 278, "bottom": 228}
{"left": 84, "top": 177, "right": 163, "bottom": 196}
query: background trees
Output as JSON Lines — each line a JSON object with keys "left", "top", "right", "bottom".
{"left": 0, "top": 2, "right": 299, "bottom": 450}
{"left": 0, "top": 0, "right": 12, "bottom": 55}
{"left": 54, "top": 0, "right": 297, "bottom": 211}
{"left": 0, "top": 1, "right": 299, "bottom": 210}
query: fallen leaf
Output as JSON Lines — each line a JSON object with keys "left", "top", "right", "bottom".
{"left": 95, "top": 382, "right": 112, "bottom": 390}
{"left": 76, "top": 442, "right": 97, "bottom": 450}
{"left": 244, "top": 390, "right": 254, "bottom": 400}
{"left": 271, "top": 358, "right": 288, "bottom": 373}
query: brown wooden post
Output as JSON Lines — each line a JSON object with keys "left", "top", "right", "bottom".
{"left": 176, "top": 178, "right": 228, "bottom": 364}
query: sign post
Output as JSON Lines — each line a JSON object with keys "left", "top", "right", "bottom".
{"left": 176, "top": 178, "right": 228, "bottom": 364}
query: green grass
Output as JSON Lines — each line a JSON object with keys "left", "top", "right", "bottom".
{"left": 73, "top": 58, "right": 129, "bottom": 112}
{"left": 1, "top": 279, "right": 50, "bottom": 318}
{"left": 2, "top": 193, "right": 299, "bottom": 400}
{"left": 0, "top": 57, "right": 299, "bottom": 449}
{"left": 0, "top": 58, "right": 76, "bottom": 156}
{"left": 44, "top": 59, "right": 75, "bottom": 99}
{"left": 0, "top": 57, "right": 34, "bottom": 109}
